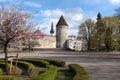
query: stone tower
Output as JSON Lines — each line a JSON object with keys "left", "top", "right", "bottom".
{"left": 56, "top": 15, "right": 68, "bottom": 48}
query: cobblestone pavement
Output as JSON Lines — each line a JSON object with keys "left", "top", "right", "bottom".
{"left": 0, "top": 51, "right": 120, "bottom": 80}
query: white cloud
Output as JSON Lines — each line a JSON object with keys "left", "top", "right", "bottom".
{"left": 40, "top": 9, "right": 64, "bottom": 19}
{"left": 0, "top": 0, "right": 24, "bottom": 5}
{"left": 9, "top": 0, "right": 23, "bottom": 4}
{"left": 0, "top": 0, "right": 7, "bottom": 2}
{"left": 39, "top": 8, "right": 83, "bottom": 35}
{"left": 23, "top": 2, "right": 41, "bottom": 8}
{"left": 110, "top": 0, "right": 120, "bottom": 4}
{"left": 37, "top": 8, "right": 96, "bottom": 36}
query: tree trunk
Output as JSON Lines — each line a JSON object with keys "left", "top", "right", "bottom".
{"left": 87, "top": 39, "right": 91, "bottom": 50}
{"left": 105, "top": 43, "right": 109, "bottom": 52}
{"left": 87, "top": 42, "right": 90, "bottom": 50}
{"left": 106, "top": 46, "right": 109, "bottom": 52}
{"left": 28, "top": 44, "right": 31, "bottom": 52}
{"left": 98, "top": 40, "right": 101, "bottom": 51}
{"left": 4, "top": 44, "right": 9, "bottom": 74}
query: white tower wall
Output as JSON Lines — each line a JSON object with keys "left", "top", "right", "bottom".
{"left": 56, "top": 26, "right": 68, "bottom": 48}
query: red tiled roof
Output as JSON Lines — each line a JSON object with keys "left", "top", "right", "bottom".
{"left": 68, "top": 35, "right": 76, "bottom": 38}
{"left": 32, "top": 32, "right": 48, "bottom": 37}
{"left": 21, "top": 32, "right": 49, "bottom": 38}
{"left": 33, "top": 30, "right": 48, "bottom": 37}
{"left": 56, "top": 15, "right": 68, "bottom": 26}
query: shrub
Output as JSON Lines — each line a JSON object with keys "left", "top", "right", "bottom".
{"left": 22, "top": 48, "right": 29, "bottom": 51}
{"left": 18, "top": 59, "right": 49, "bottom": 67}
{"left": 0, "top": 76, "right": 15, "bottom": 80}
{"left": 69, "top": 64, "right": 88, "bottom": 80}
{"left": 0, "top": 62, "right": 22, "bottom": 74}
{"left": 12, "top": 61, "right": 36, "bottom": 76}
{"left": 0, "top": 59, "right": 4, "bottom": 62}
{"left": 19, "top": 58, "right": 65, "bottom": 67}
{"left": 0, "top": 68, "right": 2, "bottom": 75}
{"left": 0, "top": 62, "right": 11, "bottom": 72}
{"left": 40, "top": 59, "right": 66, "bottom": 67}
{"left": 31, "top": 65, "right": 58, "bottom": 80}
{"left": 0, "top": 62, "right": 6, "bottom": 68}
{"left": 22, "top": 48, "right": 34, "bottom": 52}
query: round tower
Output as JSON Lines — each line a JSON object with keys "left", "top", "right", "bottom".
{"left": 56, "top": 15, "right": 68, "bottom": 48}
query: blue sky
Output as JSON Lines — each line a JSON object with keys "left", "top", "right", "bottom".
{"left": 0, "top": 0, "right": 120, "bottom": 35}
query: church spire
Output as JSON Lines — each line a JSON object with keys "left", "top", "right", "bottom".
{"left": 50, "top": 22, "right": 54, "bottom": 35}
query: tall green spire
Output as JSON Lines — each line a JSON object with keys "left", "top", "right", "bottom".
{"left": 97, "top": 12, "right": 102, "bottom": 20}
{"left": 50, "top": 22, "right": 54, "bottom": 35}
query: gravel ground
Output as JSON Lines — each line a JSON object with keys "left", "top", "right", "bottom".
{"left": 0, "top": 51, "right": 120, "bottom": 80}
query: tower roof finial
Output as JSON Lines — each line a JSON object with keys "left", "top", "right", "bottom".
{"left": 56, "top": 15, "right": 68, "bottom": 26}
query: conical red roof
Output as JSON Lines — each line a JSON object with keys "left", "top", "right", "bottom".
{"left": 56, "top": 15, "right": 68, "bottom": 26}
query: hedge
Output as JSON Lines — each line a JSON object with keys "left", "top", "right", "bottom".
{"left": 0, "top": 68, "right": 2, "bottom": 75}
{"left": 0, "top": 59, "right": 4, "bottom": 62}
{"left": 69, "top": 64, "right": 88, "bottom": 80}
{"left": 0, "top": 62, "right": 6, "bottom": 68}
{"left": 0, "top": 76, "right": 15, "bottom": 80}
{"left": 18, "top": 59, "right": 49, "bottom": 67}
{"left": 43, "top": 59, "right": 65, "bottom": 67}
{"left": 0, "top": 67, "right": 15, "bottom": 80}
{"left": 12, "top": 61, "right": 36, "bottom": 76}
{"left": 0, "top": 62, "right": 10, "bottom": 72}
{"left": 31, "top": 65, "right": 58, "bottom": 80}
{"left": 20, "top": 58, "right": 66, "bottom": 67}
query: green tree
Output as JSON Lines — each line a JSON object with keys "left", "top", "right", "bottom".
{"left": 78, "top": 19, "right": 95, "bottom": 50}
{"left": 114, "top": 7, "right": 120, "bottom": 50}
{"left": 94, "top": 12, "right": 104, "bottom": 51}
{"left": 114, "top": 19, "right": 120, "bottom": 50}
{"left": 97, "top": 12, "right": 102, "bottom": 20}
{"left": 101, "top": 17, "right": 119, "bottom": 51}
{"left": 92, "top": 13, "right": 120, "bottom": 51}
{"left": 114, "top": 7, "right": 120, "bottom": 19}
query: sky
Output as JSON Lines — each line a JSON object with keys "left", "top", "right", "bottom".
{"left": 0, "top": 0, "right": 120, "bottom": 36}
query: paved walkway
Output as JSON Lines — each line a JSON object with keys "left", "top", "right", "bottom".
{"left": 0, "top": 51, "right": 120, "bottom": 80}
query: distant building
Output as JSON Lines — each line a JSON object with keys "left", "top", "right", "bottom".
{"left": 67, "top": 39, "right": 87, "bottom": 51}
{"left": 21, "top": 30, "right": 56, "bottom": 49}
{"left": 1, "top": 15, "right": 86, "bottom": 51}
